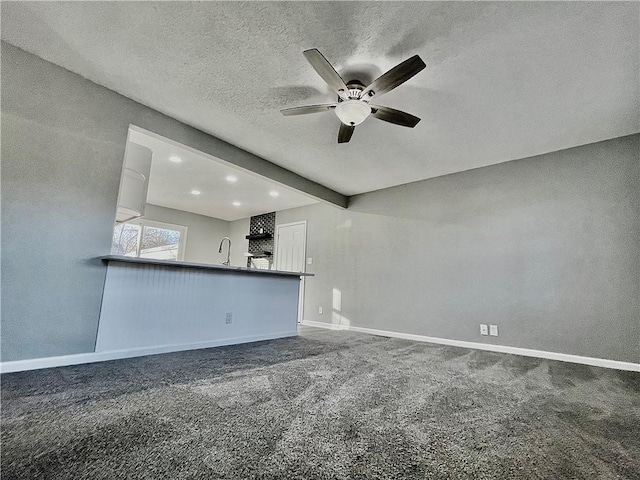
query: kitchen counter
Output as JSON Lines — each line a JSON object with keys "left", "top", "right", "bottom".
{"left": 100, "top": 255, "right": 313, "bottom": 277}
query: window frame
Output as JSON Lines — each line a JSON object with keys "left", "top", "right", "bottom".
{"left": 114, "top": 218, "right": 188, "bottom": 261}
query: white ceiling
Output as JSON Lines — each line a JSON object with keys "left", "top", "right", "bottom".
{"left": 129, "top": 127, "right": 318, "bottom": 222}
{"left": 2, "top": 2, "right": 638, "bottom": 196}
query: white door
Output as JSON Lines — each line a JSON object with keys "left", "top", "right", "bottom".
{"left": 275, "top": 221, "right": 307, "bottom": 323}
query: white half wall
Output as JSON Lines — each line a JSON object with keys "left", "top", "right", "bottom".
{"left": 96, "top": 261, "right": 300, "bottom": 352}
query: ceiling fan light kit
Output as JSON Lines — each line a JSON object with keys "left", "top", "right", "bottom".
{"left": 281, "top": 48, "right": 426, "bottom": 143}
{"left": 335, "top": 100, "right": 371, "bottom": 126}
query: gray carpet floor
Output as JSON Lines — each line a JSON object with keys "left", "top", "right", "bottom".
{"left": 2, "top": 327, "right": 639, "bottom": 479}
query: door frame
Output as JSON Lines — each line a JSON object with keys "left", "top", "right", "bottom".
{"left": 275, "top": 220, "right": 307, "bottom": 324}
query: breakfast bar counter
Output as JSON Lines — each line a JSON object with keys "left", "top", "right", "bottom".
{"left": 100, "top": 255, "right": 314, "bottom": 277}
{"left": 95, "top": 255, "right": 312, "bottom": 359}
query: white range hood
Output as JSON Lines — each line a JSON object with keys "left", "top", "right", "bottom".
{"left": 115, "top": 142, "right": 152, "bottom": 222}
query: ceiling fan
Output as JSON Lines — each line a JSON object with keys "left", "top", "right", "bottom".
{"left": 281, "top": 49, "right": 426, "bottom": 143}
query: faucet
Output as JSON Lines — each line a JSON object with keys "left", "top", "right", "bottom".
{"left": 218, "top": 237, "right": 231, "bottom": 266}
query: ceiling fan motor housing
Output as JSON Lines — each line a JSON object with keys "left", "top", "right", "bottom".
{"left": 341, "top": 80, "right": 366, "bottom": 101}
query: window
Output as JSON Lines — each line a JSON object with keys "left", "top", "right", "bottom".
{"left": 111, "top": 219, "right": 187, "bottom": 261}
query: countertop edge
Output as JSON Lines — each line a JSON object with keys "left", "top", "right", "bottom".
{"left": 100, "top": 256, "right": 314, "bottom": 277}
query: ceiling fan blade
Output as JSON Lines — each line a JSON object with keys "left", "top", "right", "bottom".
{"left": 370, "top": 105, "right": 421, "bottom": 128}
{"left": 360, "top": 55, "right": 426, "bottom": 100}
{"left": 303, "top": 49, "right": 349, "bottom": 100}
{"left": 338, "top": 123, "right": 355, "bottom": 143}
{"left": 280, "top": 104, "right": 337, "bottom": 116}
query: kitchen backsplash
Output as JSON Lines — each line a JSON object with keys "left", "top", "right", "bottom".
{"left": 247, "top": 212, "right": 275, "bottom": 268}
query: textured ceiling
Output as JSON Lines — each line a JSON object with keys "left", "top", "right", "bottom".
{"left": 129, "top": 128, "right": 318, "bottom": 222}
{"left": 2, "top": 2, "right": 638, "bottom": 196}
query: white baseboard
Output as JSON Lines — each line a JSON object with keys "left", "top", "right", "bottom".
{"left": 0, "top": 330, "right": 297, "bottom": 374}
{"left": 300, "top": 320, "right": 639, "bottom": 372}
{"left": 301, "top": 319, "right": 350, "bottom": 330}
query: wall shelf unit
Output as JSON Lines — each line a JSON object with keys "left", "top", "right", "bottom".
{"left": 244, "top": 251, "right": 272, "bottom": 258}
{"left": 245, "top": 233, "right": 273, "bottom": 240}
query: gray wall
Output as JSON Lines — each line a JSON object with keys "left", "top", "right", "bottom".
{"left": 229, "top": 217, "right": 251, "bottom": 268}
{"left": 277, "top": 134, "right": 639, "bottom": 363}
{"left": 0, "top": 42, "right": 342, "bottom": 362}
{"left": 143, "top": 204, "right": 231, "bottom": 265}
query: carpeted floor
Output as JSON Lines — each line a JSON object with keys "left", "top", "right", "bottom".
{"left": 2, "top": 327, "right": 639, "bottom": 479}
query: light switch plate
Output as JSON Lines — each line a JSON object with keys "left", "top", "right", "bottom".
{"left": 480, "top": 324, "right": 489, "bottom": 336}
{"left": 318, "top": 307, "right": 323, "bottom": 314}
{"left": 489, "top": 324, "right": 498, "bottom": 336}
{"left": 307, "top": 257, "right": 313, "bottom": 264}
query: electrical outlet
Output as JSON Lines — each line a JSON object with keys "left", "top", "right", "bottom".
{"left": 480, "top": 324, "right": 488, "bottom": 336}
{"left": 489, "top": 324, "right": 498, "bottom": 336}
{"left": 225, "top": 312, "right": 233, "bottom": 324}
{"left": 307, "top": 257, "right": 313, "bottom": 265}
{"left": 318, "top": 307, "right": 323, "bottom": 315}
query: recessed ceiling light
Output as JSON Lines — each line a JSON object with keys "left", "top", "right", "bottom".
{"left": 169, "top": 155, "right": 182, "bottom": 163}
{"left": 232, "top": 201, "right": 241, "bottom": 207}
{"left": 191, "top": 190, "right": 201, "bottom": 195}
{"left": 269, "top": 191, "right": 279, "bottom": 197}
{"left": 226, "top": 175, "right": 238, "bottom": 183}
